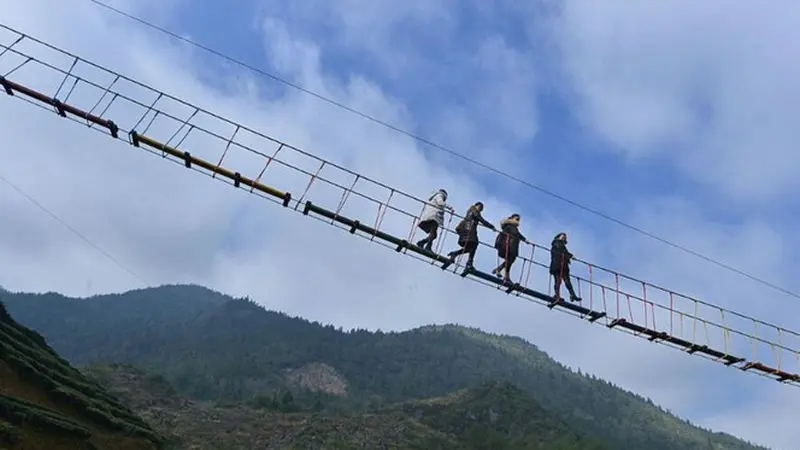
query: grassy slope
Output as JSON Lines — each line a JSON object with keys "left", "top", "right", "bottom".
{"left": 0, "top": 301, "right": 164, "bottom": 450}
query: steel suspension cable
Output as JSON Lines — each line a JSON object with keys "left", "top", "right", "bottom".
{"left": 0, "top": 170, "right": 144, "bottom": 284}
{"left": 82, "top": 0, "right": 800, "bottom": 301}
{"left": 1, "top": 24, "right": 798, "bottom": 386}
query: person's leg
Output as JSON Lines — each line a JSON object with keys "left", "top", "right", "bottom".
{"left": 447, "top": 238, "right": 468, "bottom": 260}
{"left": 492, "top": 251, "right": 505, "bottom": 275}
{"left": 416, "top": 224, "right": 428, "bottom": 248}
{"left": 416, "top": 221, "right": 435, "bottom": 248}
{"left": 493, "top": 260, "right": 505, "bottom": 273}
{"left": 425, "top": 226, "right": 438, "bottom": 250}
{"left": 447, "top": 247, "right": 465, "bottom": 259}
{"left": 503, "top": 255, "right": 516, "bottom": 281}
{"left": 492, "top": 260, "right": 505, "bottom": 276}
{"left": 465, "top": 241, "right": 478, "bottom": 267}
{"left": 551, "top": 271, "right": 562, "bottom": 299}
{"left": 562, "top": 270, "right": 582, "bottom": 301}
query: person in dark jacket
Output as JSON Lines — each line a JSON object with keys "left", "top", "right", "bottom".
{"left": 491, "top": 214, "right": 530, "bottom": 282}
{"left": 550, "top": 232, "right": 582, "bottom": 302}
{"left": 446, "top": 202, "right": 495, "bottom": 269}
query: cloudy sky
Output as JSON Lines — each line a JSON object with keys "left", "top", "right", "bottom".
{"left": 1, "top": 0, "right": 799, "bottom": 448}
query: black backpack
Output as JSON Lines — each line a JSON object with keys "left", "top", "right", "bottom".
{"left": 455, "top": 219, "right": 466, "bottom": 235}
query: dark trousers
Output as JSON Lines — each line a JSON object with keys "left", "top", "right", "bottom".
{"left": 494, "top": 254, "right": 517, "bottom": 279}
{"left": 552, "top": 269, "right": 578, "bottom": 299}
{"left": 448, "top": 239, "right": 478, "bottom": 266}
{"left": 416, "top": 220, "right": 438, "bottom": 250}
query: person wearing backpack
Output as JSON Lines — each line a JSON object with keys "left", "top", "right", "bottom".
{"left": 446, "top": 201, "right": 495, "bottom": 270}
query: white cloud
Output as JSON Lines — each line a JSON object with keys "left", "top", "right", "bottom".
{"left": 0, "top": 1, "right": 798, "bottom": 449}
{"left": 703, "top": 384, "right": 800, "bottom": 450}
{"left": 553, "top": 0, "right": 800, "bottom": 203}
{"left": 257, "top": 0, "right": 541, "bottom": 167}
{"left": 257, "top": 0, "right": 457, "bottom": 75}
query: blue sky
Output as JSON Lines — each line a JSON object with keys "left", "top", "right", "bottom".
{"left": 168, "top": 0, "right": 795, "bottom": 231}
{"left": 121, "top": 0, "right": 798, "bottom": 432}
{"left": 1, "top": 1, "right": 800, "bottom": 448}
{"left": 174, "top": 1, "right": 643, "bottom": 201}
{"left": 178, "top": 0, "right": 800, "bottom": 437}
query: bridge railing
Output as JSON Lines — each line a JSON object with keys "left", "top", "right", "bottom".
{"left": 1, "top": 23, "right": 797, "bottom": 385}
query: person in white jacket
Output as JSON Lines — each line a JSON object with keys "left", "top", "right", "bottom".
{"left": 415, "top": 189, "right": 453, "bottom": 251}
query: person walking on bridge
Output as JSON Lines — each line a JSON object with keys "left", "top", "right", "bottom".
{"left": 550, "top": 232, "right": 582, "bottom": 302}
{"left": 447, "top": 201, "right": 495, "bottom": 270}
{"left": 492, "top": 213, "right": 530, "bottom": 282}
{"left": 416, "top": 189, "right": 453, "bottom": 251}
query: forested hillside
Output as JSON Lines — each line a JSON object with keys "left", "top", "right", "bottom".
{"left": 86, "top": 363, "right": 609, "bottom": 449}
{"left": 4, "top": 285, "right": 767, "bottom": 450}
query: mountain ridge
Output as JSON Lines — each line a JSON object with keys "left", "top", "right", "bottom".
{"left": 3, "top": 284, "right": 768, "bottom": 450}
{"left": 85, "top": 362, "right": 609, "bottom": 449}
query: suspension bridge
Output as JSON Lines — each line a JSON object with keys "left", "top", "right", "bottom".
{"left": 0, "top": 23, "right": 798, "bottom": 387}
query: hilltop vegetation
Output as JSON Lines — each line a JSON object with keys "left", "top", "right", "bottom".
{"left": 4, "top": 285, "right": 768, "bottom": 450}
{"left": 0, "top": 301, "right": 163, "bottom": 449}
{"left": 85, "top": 363, "right": 608, "bottom": 449}
{"left": 392, "top": 380, "right": 608, "bottom": 450}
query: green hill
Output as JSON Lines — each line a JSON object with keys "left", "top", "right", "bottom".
{"left": 394, "top": 381, "right": 608, "bottom": 449}
{"left": 0, "top": 300, "right": 163, "bottom": 449}
{"left": 84, "top": 363, "right": 607, "bottom": 449}
{"left": 4, "top": 285, "right": 767, "bottom": 450}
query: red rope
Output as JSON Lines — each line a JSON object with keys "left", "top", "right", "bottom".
{"left": 250, "top": 144, "right": 283, "bottom": 192}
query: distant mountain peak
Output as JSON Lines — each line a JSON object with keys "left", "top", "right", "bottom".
{"left": 2, "top": 285, "right": 770, "bottom": 450}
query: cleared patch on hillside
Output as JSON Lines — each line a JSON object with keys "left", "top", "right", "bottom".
{"left": 85, "top": 363, "right": 456, "bottom": 449}
{"left": 86, "top": 363, "right": 613, "bottom": 449}
{"left": 5, "top": 288, "right": 768, "bottom": 450}
{"left": 284, "top": 362, "right": 349, "bottom": 396}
